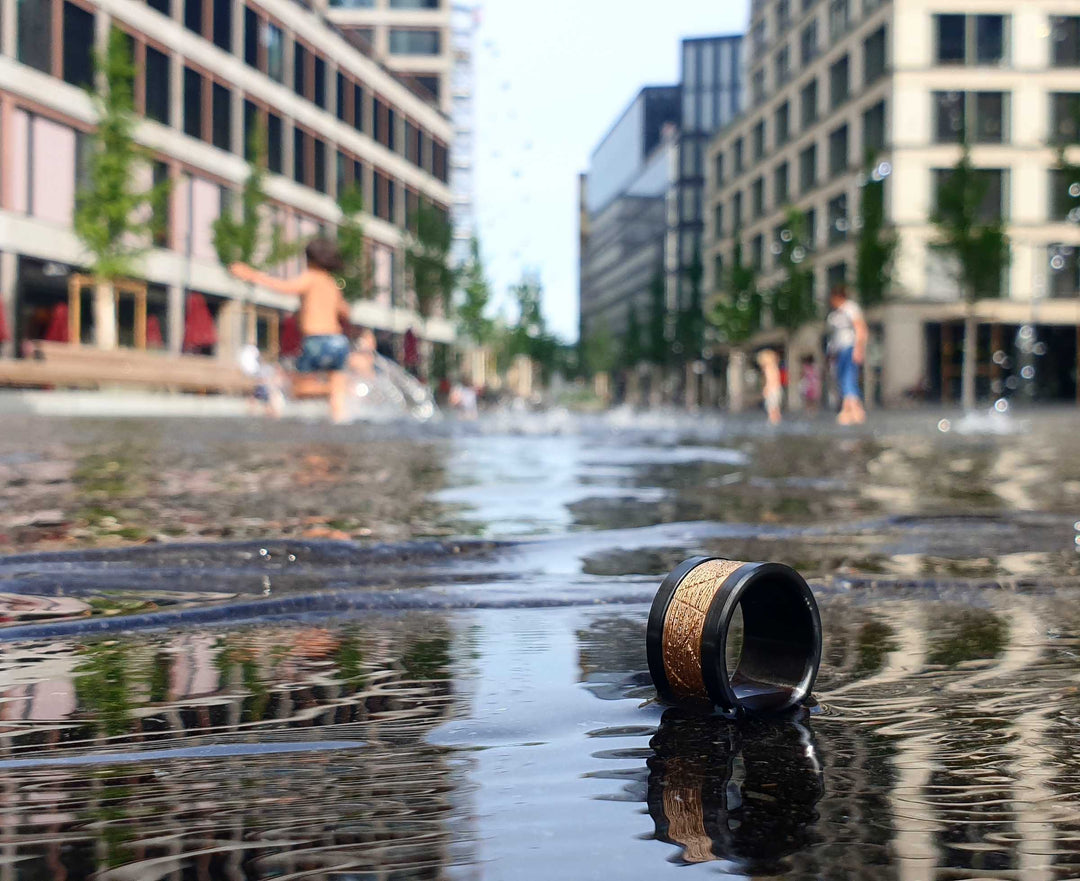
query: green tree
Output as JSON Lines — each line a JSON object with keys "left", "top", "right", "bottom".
{"left": 582, "top": 325, "right": 618, "bottom": 377}
{"left": 406, "top": 201, "right": 454, "bottom": 318}
{"left": 623, "top": 304, "right": 643, "bottom": 368}
{"left": 931, "top": 143, "right": 1011, "bottom": 411}
{"left": 213, "top": 128, "right": 271, "bottom": 270}
{"left": 457, "top": 237, "right": 494, "bottom": 344}
{"left": 506, "top": 274, "right": 559, "bottom": 383}
{"left": 674, "top": 252, "right": 705, "bottom": 364}
{"left": 335, "top": 184, "right": 368, "bottom": 302}
{"left": 856, "top": 158, "right": 899, "bottom": 309}
{"left": 709, "top": 239, "right": 762, "bottom": 346}
{"left": 768, "top": 207, "right": 816, "bottom": 337}
{"left": 74, "top": 28, "right": 170, "bottom": 348}
{"left": 646, "top": 269, "right": 668, "bottom": 366}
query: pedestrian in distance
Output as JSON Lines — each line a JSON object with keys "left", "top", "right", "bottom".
{"left": 827, "top": 285, "right": 868, "bottom": 426}
{"left": 756, "top": 348, "right": 784, "bottom": 426}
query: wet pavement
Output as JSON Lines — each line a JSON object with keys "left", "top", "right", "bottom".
{"left": 1, "top": 408, "right": 1080, "bottom": 879}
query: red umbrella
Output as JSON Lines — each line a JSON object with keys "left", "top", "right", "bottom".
{"left": 281, "top": 313, "right": 301, "bottom": 357}
{"left": 146, "top": 314, "right": 164, "bottom": 349}
{"left": 183, "top": 293, "right": 217, "bottom": 351}
{"left": 43, "top": 302, "right": 70, "bottom": 343}
{"left": 0, "top": 306, "right": 9, "bottom": 344}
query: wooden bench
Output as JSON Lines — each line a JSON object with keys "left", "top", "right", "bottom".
{"left": 0, "top": 342, "right": 256, "bottom": 395}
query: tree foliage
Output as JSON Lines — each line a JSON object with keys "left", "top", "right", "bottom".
{"left": 646, "top": 269, "right": 668, "bottom": 366}
{"left": 505, "top": 274, "right": 559, "bottom": 381}
{"left": 623, "top": 304, "right": 643, "bottom": 368}
{"left": 930, "top": 144, "right": 1011, "bottom": 305}
{"left": 674, "top": 252, "right": 705, "bottom": 363}
{"left": 335, "top": 184, "right": 368, "bottom": 302}
{"left": 582, "top": 325, "right": 618, "bottom": 376}
{"left": 768, "top": 207, "right": 816, "bottom": 333}
{"left": 709, "top": 239, "right": 762, "bottom": 346}
{"left": 406, "top": 201, "right": 454, "bottom": 317}
{"left": 457, "top": 237, "right": 494, "bottom": 344}
{"left": 213, "top": 127, "right": 298, "bottom": 275}
{"left": 74, "top": 27, "right": 170, "bottom": 281}
{"left": 856, "top": 158, "right": 899, "bottom": 308}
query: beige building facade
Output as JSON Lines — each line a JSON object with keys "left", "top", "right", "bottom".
{"left": 705, "top": 0, "right": 1080, "bottom": 405}
{"left": 318, "top": 0, "right": 452, "bottom": 115}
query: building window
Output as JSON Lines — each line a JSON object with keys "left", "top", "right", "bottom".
{"left": 145, "top": 46, "right": 171, "bottom": 125}
{"left": 799, "top": 144, "right": 817, "bottom": 192}
{"left": 732, "top": 191, "right": 743, "bottom": 229}
{"left": 775, "top": 102, "right": 790, "bottom": 147}
{"left": 1052, "top": 17, "right": 1080, "bottom": 67}
{"left": 183, "top": 67, "right": 204, "bottom": 139}
{"left": 751, "top": 234, "right": 764, "bottom": 271}
{"left": 152, "top": 161, "right": 170, "bottom": 247}
{"left": 1048, "top": 245, "right": 1080, "bottom": 297}
{"left": 329, "top": 0, "right": 375, "bottom": 6}
{"left": 752, "top": 69, "right": 766, "bottom": 104}
{"left": 774, "top": 162, "right": 790, "bottom": 206}
{"left": 805, "top": 208, "right": 817, "bottom": 249}
{"left": 863, "top": 100, "right": 887, "bottom": 154}
{"left": 935, "top": 14, "right": 1008, "bottom": 66}
{"left": 373, "top": 97, "right": 387, "bottom": 146}
{"left": 212, "top": 0, "right": 231, "bottom": 51}
{"left": 244, "top": 8, "right": 258, "bottom": 67}
{"left": 830, "top": 56, "right": 849, "bottom": 109}
{"left": 801, "top": 20, "right": 819, "bottom": 66}
{"left": 829, "top": 0, "right": 849, "bottom": 39}
{"left": 934, "top": 168, "right": 1006, "bottom": 222}
{"left": 801, "top": 79, "right": 818, "bottom": 129}
{"left": 828, "top": 194, "right": 848, "bottom": 244}
{"left": 390, "top": 0, "right": 440, "bottom": 7}
{"left": 1050, "top": 92, "right": 1080, "bottom": 144}
{"left": 933, "top": 91, "right": 1009, "bottom": 143}
{"left": 293, "top": 128, "right": 307, "bottom": 186}
{"left": 433, "top": 140, "right": 448, "bottom": 183}
{"left": 267, "top": 112, "right": 283, "bottom": 173}
{"left": 387, "top": 107, "right": 398, "bottom": 152}
{"left": 829, "top": 124, "right": 848, "bottom": 177}
{"left": 243, "top": 99, "right": 258, "bottom": 161}
{"left": 184, "top": 0, "right": 203, "bottom": 35}
{"left": 148, "top": 0, "right": 171, "bottom": 14}
{"left": 752, "top": 121, "right": 766, "bottom": 161}
{"left": 733, "top": 137, "right": 744, "bottom": 174}
{"left": 313, "top": 139, "right": 327, "bottom": 194}
{"left": 17, "top": 0, "right": 52, "bottom": 73}
{"left": 827, "top": 262, "right": 847, "bottom": 289}
{"left": 293, "top": 43, "right": 307, "bottom": 98}
{"left": 1049, "top": 169, "right": 1079, "bottom": 221}
{"left": 714, "top": 203, "right": 725, "bottom": 238}
{"left": 776, "top": 0, "right": 791, "bottom": 31}
{"left": 752, "top": 177, "right": 765, "bottom": 218}
{"left": 775, "top": 46, "right": 790, "bottom": 87}
{"left": 714, "top": 254, "right": 725, "bottom": 284}
{"left": 314, "top": 57, "right": 327, "bottom": 109}
{"left": 864, "top": 26, "right": 887, "bottom": 85}
{"left": 389, "top": 29, "right": 441, "bottom": 56}
{"left": 265, "top": 22, "right": 285, "bottom": 83}
{"left": 752, "top": 20, "right": 767, "bottom": 56}
{"left": 715, "top": 152, "right": 725, "bottom": 187}
{"left": 212, "top": 83, "right": 231, "bottom": 151}
{"left": 354, "top": 85, "right": 365, "bottom": 133}
{"left": 62, "top": 2, "right": 95, "bottom": 88}
{"left": 773, "top": 224, "right": 788, "bottom": 268}
{"left": 336, "top": 72, "right": 349, "bottom": 122}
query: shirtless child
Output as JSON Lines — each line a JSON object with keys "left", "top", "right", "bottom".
{"left": 229, "top": 239, "right": 351, "bottom": 423}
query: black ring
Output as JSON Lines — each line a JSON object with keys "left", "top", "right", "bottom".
{"left": 700, "top": 562, "right": 821, "bottom": 714}
{"left": 646, "top": 555, "right": 717, "bottom": 706}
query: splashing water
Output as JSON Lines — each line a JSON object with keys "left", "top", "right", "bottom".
{"left": 345, "top": 353, "right": 439, "bottom": 423}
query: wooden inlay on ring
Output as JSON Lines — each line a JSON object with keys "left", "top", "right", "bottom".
{"left": 660, "top": 559, "right": 745, "bottom": 701}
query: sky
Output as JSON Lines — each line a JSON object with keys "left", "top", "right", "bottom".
{"left": 471, "top": 0, "right": 751, "bottom": 341}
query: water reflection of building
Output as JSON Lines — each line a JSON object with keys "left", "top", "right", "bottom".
{"left": 578, "top": 596, "right": 1080, "bottom": 878}
{"left": 0, "top": 617, "right": 473, "bottom": 879}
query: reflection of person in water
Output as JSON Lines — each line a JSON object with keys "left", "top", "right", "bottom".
{"left": 647, "top": 709, "right": 824, "bottom": 869}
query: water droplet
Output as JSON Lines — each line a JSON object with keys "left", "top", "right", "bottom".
{"left": 771, "top": 242, "right": 783, "bottom": 255}
{"left": 792, "top": 246, "right": 806, "bottom": 261}
{"left": 1006, "top": 376, "right": 1020, "bottom": 390}
{"left": 877, "top": 161, "right": 892, "bottom": 178}
{"left": 993, "top": 398, "right": 1009, "bottom": 413}
{"left": 1020, "top": 366, "right": 1036, "bottom": 380}
{"left": 1070, "top": 182, "right": 1080, "bottom": 197}
{"left": 288, "top": 554, "right": 296, "bottom": 562}
{"left": 1051, "top": 254, "right": 1066, "bottom": 271}
{"left": 780, "top": 229, "right": 793, "bottom": 242}
{"left": 992, "top": 350, "right": 1006, "bottom": 365}
{"left": 262, "top": 575, "right": 272, "bottom": 596}
{"left": 1033, "top": 342, "right": 1047, "bottom": 356}
{"left": 259, "top": 548, "right": 269, "bottom": 557}
{"left": 937, "top": 418, "right": 952, "bottom": 433}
